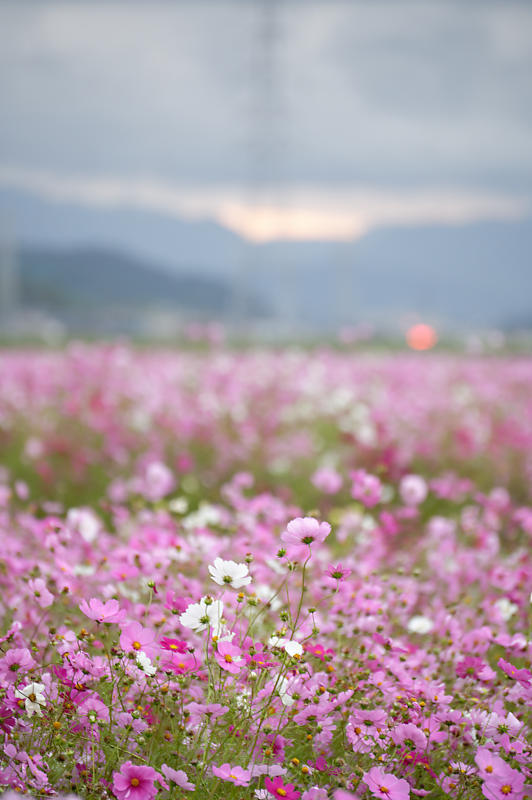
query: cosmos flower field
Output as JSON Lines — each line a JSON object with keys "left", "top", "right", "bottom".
{"left": 0, "top": 344, "right": 531, "bottom": 800}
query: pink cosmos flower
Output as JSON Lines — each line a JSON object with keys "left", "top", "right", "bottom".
{"left": 363, "top": 767, "right": 411, "bottom": 800}
{"left": 350, "top": 470, "right": 382, "bottom": 508}
{"left": 215, "top": 640, "right": 243, "bottom": 674}
{"left": 281, "top": 517, "right": 331, "bottom": 547}
{"left": 119, "top": 622, "right": 157, "bottom": 659}
{"left": 390, "top": 723, "right": 427, "bottom": 751}
{"left": 28, "top": 578, "right": 54, "bottom": 608}
{"left": 164, "top": 592, "right": 191, "bottom": 614}
{"left": 302, "top": 789, "right": 329, "bottom": 800}
{"left": 244, "top": 651, "right": 279, "bottom": 670}
{"left": 399, "top": 474, "right": 428, "bottom": 506}
{"left": 138, "top": 460, "right": 175, "bottom": 501}
{"left": 481, "top": 763, "right": 526, "bottom": 800}
{"left": 161, "top": 652, "right": 197, "bottom": 675}
{"left": 161, "top": 764, "right": 194, "bottom": 791}
{"left": 265, "top": 776, "right": 301, "bottom": 799}
{"left": 305, "top": 642, "right": 334, "bottom": 662}
{"left": 326, "top": 563, "right": 352, "bottom": 582}
{"left": 0, "top": 703, "right": 16, "bottom": 733}
{"left": 185, "top": 701, "right": 228, "bottom": 728}
{"left": 456, "top": 656, "right": 486, "bottom": 680}
{"left": 0, "top": 648, "right": 35, "bottom": 679}
{"left": 112, "top": 761, "right": 166, "bottom": 800}
{"left": 80, "top": 598, "right": 126, "bottom": 624}
{"left": 78, "top": 696, "right": 110, "bottom": 724}
{"left": 497, "top": 658, "right": 532, "bottom": 688}
{"left": 212, "top": 763, "right": 251, "bottom": 786}
{"left": 483, "top": 711, "right": 522, "bottom": 741}
{"left": 311, "top": 467, "right": 342, "bottom": 494}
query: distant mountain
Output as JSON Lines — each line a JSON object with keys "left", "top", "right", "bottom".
{"left": 2, "top": 187, "right": 532, "bottom": 330}
{"left": 16, "top": 246, "right": 265, "bottom": 334}
{"left": 0, "top": 188, "right": 241, "bottom": 276}
{"left": 257, "top": 219, "right": 532, "bottom": 328}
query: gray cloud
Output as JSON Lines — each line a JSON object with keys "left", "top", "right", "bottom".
{"left": 0, "top": 0, "right": 532, "bottom": 192}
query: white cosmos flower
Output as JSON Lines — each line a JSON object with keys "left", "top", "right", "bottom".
{"left": 407, "top": 615, "right": 434, "bottom": 634}
{"left": 15, "top": 682, "right": 46, "bottom": 717}
{"left": 495, "top": 597, "right": 518, "bottom": 621}
{"left": 179, "top": 597, "right": 224, "bottom": 636}
{"left": 268, "top": 636, "right": 303, "bottom": 658}
{"left": 277, "top": 675, "right": 295, "bottom": 707}
{"left": 208, "top": 558, "right": 251, "bottom": 589}
{"left": 136, "top": 651, "right": 157, "bottom": 676}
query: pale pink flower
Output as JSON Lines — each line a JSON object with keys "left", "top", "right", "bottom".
{"left": 281, "top": 517, "right": 331, "bottom": 547}
{"left": 119, "top": 622, "right": 157, "bottom": 659}
{"left": 28, "top": 578, "right": 54, "bottom": 608}
{"left": 161, "top": 764, "right": 195, "bottom": 791}
{"left": 399, "top": 474, "right": 428, "bottom": 506}
{"left": 80, "top": 598, "right": 126, "bottom": 624}
{"left": 212, "top": 763, "right": 251, "bottom": 786}
{"left": 350, "top": 470, "right": 382, "bottom": 508}
{"left": 112, "top": 761, "right": 166, "bottom": 800}
{"left": 363, "top": 767, "right": 410, "bottom": 800}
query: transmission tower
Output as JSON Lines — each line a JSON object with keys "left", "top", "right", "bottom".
{"left": 233, "top": 0, "right": 286, "bottom": 331}
{"left": 0, "top": 218, "right": 19, "bottom": 331}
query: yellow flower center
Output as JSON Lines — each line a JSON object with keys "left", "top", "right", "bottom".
{"left": 501, "top": 787, "right": 512, "bottom": 796}
{"left": 169, "top": 643, "right": 178, "bottom": 650}
{"left": 224, "top": 654, "right": 233, "bottom": 663}
{"left": 132, "top": 641, "right": 142, "bottom": 650}
{"left": 130, "top": 778, "right": 140, "bottom": 787}
{"left": 379, "top": 788, "right": 390, "bottom": 795}
{"left": 486, "top": 765, "right": 493, "bottom": 773}
{"left": 277, "top": 790, "right": 287, "bottom": 798}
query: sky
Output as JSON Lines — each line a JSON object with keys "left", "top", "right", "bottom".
{"left": 1, "top": 0, "right": 532, "bottom": 242}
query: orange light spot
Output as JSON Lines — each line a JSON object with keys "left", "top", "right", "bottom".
{"left": 406, "top": 323, "right": 437, "bottom": 351}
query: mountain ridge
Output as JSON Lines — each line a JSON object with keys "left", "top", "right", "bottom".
{"left": 1, "top": 187, "right": 531, "bottom": 329}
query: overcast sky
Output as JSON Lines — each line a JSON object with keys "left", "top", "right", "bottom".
{"left": 1, "top": 0, "right": 532, "bottom": 241}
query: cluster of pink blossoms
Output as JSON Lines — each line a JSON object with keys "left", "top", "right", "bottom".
{"left": 0, "top": 345, "right": 530, "bottom": 799}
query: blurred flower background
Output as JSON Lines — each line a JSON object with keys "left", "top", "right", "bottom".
{"left": 0, "top": 0, "right": 531, "bottom": 345}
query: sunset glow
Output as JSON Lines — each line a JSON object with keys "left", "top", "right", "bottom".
{"left": 0, "top": 166, "right": 529, "bottom": 244}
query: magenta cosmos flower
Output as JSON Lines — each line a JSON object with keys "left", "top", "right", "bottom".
{"left": 281, "top": 517, "right": 331, "bottom": 547}
{"left": 112, "top": 761, "right": 165, "bottom": 800}
{"left": 212, "top": 763, "right": 251, "bottom": 786}
{"left": 80, "top": 598, "right": 126, "bottom": 624}
{"left": 264, "top": 776, "right": 301, "bottom": 799}
{"left": 363, "top": 767, "right": 410, "bottom": 800}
